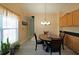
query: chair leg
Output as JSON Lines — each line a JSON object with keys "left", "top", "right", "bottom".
{"left": 62, "top": 41, "right": 64, "bottom": 50}
{"left": 50, "top": 48, "right": 52, "bottom": 55}
{"left": 59, "top": 51, "right": 61, "bottom": 55}
{"left": 62, "top": 44, "right": 64, "bottom": 50}
{"left": 43, "top": 44, "right": 45, "bottom": 50}
{"left": 59, "top": 49, "right": 61, "bottom": 55}
{"left": 35, "top": 44, "right": 37, "bottom": 51}
{"left": 42, "top": 41, "right": 46, "bottom": 50}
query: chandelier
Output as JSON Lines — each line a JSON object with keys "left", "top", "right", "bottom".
{"left": 41, "top": 3, "right": 50, "bottom": 25}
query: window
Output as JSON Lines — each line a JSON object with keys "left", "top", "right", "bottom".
{"left": 0, "top": 7, "right": 19, "bottom": 50}
{"left": 0, "top": 31, "right": 2, "bottom": 50}
{"left": 3, "top": 29, "right": 18, "bottom": 44}
{"left": 0, "top": 8, "right": 3, "bottom": 50}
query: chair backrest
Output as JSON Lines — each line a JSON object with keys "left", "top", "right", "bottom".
{"left": 50, "top": 39, "right": 61, "bottom": 49}
{"left": 59, "top": 31, "right": 65, "bottom": 40}
{"left": 34, "top": 33, "right": 37, "bottom": 43}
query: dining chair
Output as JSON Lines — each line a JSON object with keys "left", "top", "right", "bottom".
{"left": 59, "top": 31, "right": 65, "bottom": 50}
{"left": 48, "top": 39, "right": 62, "bottom": 55}
{"left": 34, "top": 33, "right": 44, "bottom": 51}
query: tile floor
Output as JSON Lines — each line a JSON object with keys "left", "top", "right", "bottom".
{"left": 16, "top": 37, "right": 76, "bottom": 55}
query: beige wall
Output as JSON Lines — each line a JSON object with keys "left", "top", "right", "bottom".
{"left": 19, "top": 15, "right": 28, "bottom": 45}
{"left": 25, "top": 13, "right": 60, "bottom": 38}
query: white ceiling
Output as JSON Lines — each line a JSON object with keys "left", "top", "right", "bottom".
{"left": 1, "top": 3, "right": 79, "bottom": 15}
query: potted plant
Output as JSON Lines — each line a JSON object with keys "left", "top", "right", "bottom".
{"left": 10, "top": 42, "right": 20, "bottom": 55}
{"left": 14, "top": 43, "right": 20, "bottom": 50}
{"left": 1, "top": 38, "right": 10, "bottom": 55}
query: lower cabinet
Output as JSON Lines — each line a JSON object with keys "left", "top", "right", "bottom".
{"left": 72, "top": 37, "right": 79, "bottom": 53}
{"left": 64, "top": 34, "right": 79, "bottom": 54}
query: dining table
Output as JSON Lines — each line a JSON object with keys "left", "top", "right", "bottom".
{"left": 39, "top": 33, "right": 60, "bottom": 41}
{"left": 39, "top": 33, "right": 61, "bottom": 52}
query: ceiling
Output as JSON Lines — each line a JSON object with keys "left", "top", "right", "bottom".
{"left": 1, "top": 3, "right": 79, "bottom": 15}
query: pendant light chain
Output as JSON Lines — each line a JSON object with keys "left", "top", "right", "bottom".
{"left": 45, "top": 3, "right": 46, "bottom": 21}
{"left": 41, "top": 3, "right": 50, "bottom": 25}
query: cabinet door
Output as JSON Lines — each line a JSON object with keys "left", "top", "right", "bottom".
{"left": 72, "top": 36, "right": 79, "bottom": 53}
{"left": 65, "top": 35, "right": 79, "bottom": 53}
{"left": 67, "top": 13, "right": 73, "bottom": 26}
{"left": 72, "top": 10, "right": 79, "bottom": 26}
{"left": 68, "top": 35, "right": 74, "bottom": 49}
{"left": 64, "top": 34, "right": 68, "bottom": 45}
{"left": 64, "top": 34, "right": 74, "bottom": 49}
{"left": 63, "top": 15, "right": 67, "bottom": 27}
{"left": 60, "top": 15, "right": 67, "bottom": 27}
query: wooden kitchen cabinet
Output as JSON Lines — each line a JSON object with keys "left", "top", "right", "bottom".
{"left": 60, "top": 13, "right": 72, "bottom": 27}
{"left": 60, "top": 15, "right": 67, "bottom": 27}
{"left": 67, "top": 35, "right": 74, "bottom": 49}
{"left": 64, "top": 34, "right": 68, "bottom": 45}
{"left": 67, "top": 13, "right": 73, "bottom": 26}
{"left": 65, "top": 34, "right": 79, "bottom": 54}
{"left": 72, "top": 10, "right": 79, "bottom": 26}
{"left": 60, "top": 9, "right": 79, "bottom": 27}
{"left": 63, "top": 15, "right": 67, "bottom": 26}
{"left": 65, "top": 34, "right": 73, "bottom": 49}
{"left": 72, "top": 36, "right": 79, "bottom": 53}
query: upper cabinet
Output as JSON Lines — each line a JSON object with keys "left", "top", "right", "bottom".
{"left": 60, "top": 9, "right": 79, "bottom": 27}
{"left": 67, "top": 13, "right": 73, "bottom": 26}
{"left": 60, "top": 15, "right": 67, "bottom": 27}
{"left": 72, "top": 10, "right": 79, "bottom": 26}
{"left": 63, "top": 15, "right": 67, "bottom": 26}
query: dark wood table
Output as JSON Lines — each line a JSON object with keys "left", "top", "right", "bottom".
{"left": 39, "top": 34, "right": 60, "bottom": 41}
{"left": 39, "top": 34, "right": 60, "bottom": 52}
